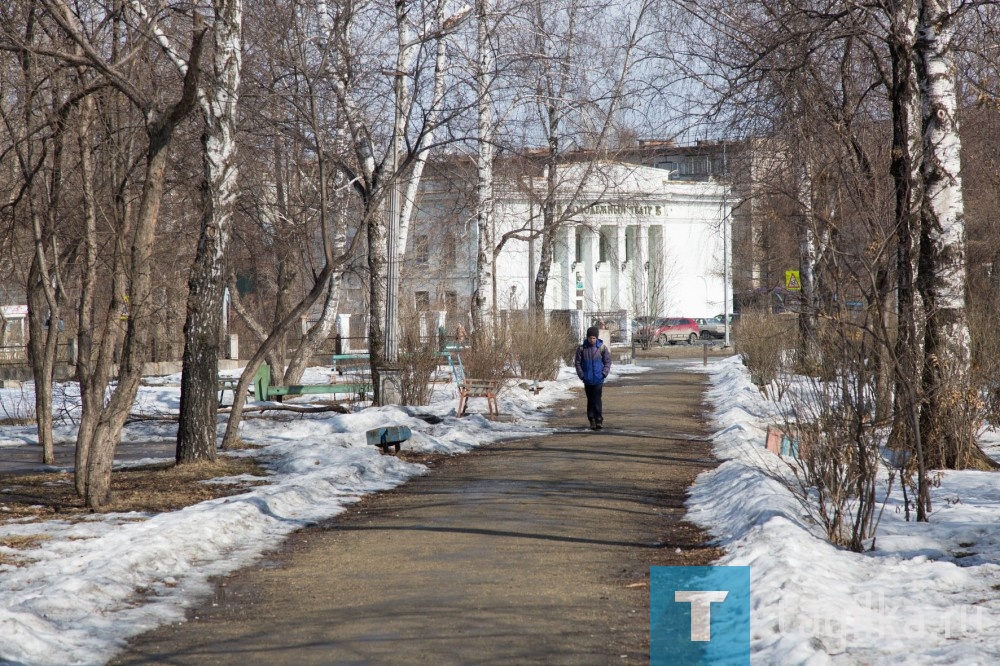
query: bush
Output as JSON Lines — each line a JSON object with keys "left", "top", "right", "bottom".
{"left": 456, "top": 319, "right": 512, "bottom": 383}
{"left": 735, "top": 311, "right": 792, "bottom": 386}
{"left": 509, "top": 315, "right": 576, "bottom": 381}
{"left": 397, "top": 320, "right": 440, "bottom": 406}
{"left": 778, "top": 373, "right": 889, "bottom": 552}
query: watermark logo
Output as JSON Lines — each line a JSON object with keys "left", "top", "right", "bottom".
{"left": 776, "top": 591, "right": 985, "bottom": 653}
{"left": 650, "top": 566, "right": 750, "bottom": 665}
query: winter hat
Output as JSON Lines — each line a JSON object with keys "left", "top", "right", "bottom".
{"left": 586, "top": 326, "right": 599, "bottom": 338}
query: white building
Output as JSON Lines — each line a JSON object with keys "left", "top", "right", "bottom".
{"left": 405, "top": 161, "right": 731, "bottom": 326}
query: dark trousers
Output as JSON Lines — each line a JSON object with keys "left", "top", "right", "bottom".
{"left": 584, "top": 383, "right": 604, "bottom": 423}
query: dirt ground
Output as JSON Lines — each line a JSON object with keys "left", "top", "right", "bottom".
{"left": 113, "top": 358, "right": 725, "bottom": 665}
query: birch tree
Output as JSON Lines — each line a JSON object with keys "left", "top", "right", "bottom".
{"left": 914, "top": 0, "right": 982, "bottom": 469}
{"left": 471, "top": 0, "right": 496, "bottom": 344}
{"left": 514, "top": 0, "right": 659, "bottom": 314}
{"left": 314, "top": 0, "right": 470, "bottom": 402}
{"left": 176, "top": 0, "right": 243, "bottom": 463}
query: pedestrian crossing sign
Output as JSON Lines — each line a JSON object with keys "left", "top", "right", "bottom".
{"left": 785, "top": 271, "right": 801, "bottom": 291}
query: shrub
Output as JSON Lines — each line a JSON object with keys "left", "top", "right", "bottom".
{"left": 397, "top": 318, "right": 440, "bottom": 406}
{"left": 508, "top": 315, "right": 576, "bottom": 381}
{"left": 735, "top": 311, "right": 791, "bottom": 386}
{"left": 460, "top": 321, "right": 513, "bottom": 382}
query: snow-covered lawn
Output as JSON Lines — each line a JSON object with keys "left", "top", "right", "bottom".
{"left": 0, "top": 363, "right": 646, "bottom": 665}
{"left": 697, "top": 356, "right": 1000, "bottom": 664}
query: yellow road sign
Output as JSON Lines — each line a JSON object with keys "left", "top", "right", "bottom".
{"left": 785, "top": 271, "right": 801, "bottom": 291}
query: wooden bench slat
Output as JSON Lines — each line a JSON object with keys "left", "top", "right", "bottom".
{"left": 457, "top": 377, "right": 500, "bottom": 418}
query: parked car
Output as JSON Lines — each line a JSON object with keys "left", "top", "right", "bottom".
{"left": 651, "top": 317, "right": 701, "bottom": 346}
{"left": 634, "top": 317, "right": 666, "bottom": 349}
{"left": 695, "top": 316, "right": 727, "bottom": 340}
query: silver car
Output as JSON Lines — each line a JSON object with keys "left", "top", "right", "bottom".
{"left": 695, "top": 316, "right": 726, "bottom": 340}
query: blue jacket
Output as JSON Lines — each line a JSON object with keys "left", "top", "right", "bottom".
{"left": 575, "top": 338, "right": 612, "bottom": 385}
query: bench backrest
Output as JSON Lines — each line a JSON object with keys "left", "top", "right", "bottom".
{"left": 253, "top": 362, "right": 272, "bottom": 402}
{"left": 439, "top": 351, "right": 465, "bottom": 385}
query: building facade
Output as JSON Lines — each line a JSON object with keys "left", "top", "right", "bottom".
{"left": 405, "top": 161, "right": 731, "bottom": 329}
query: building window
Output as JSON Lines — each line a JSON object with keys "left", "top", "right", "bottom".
{"left": 415, "top": 234, "right": 429, "bottom": 265}
{"left": 444, "top": 291, "right": 458, "bottom": 313}
{"left": 575, "top": 227, "right": 583, "bottom": 263}
{"left": 415, "top": 291, "right": 430, "bottom": 310}
{"left": 442, "top": 235, "right": 456, "bottom": 267}
{"left": 599, "top": 228, "right": 610, "bottom": 263}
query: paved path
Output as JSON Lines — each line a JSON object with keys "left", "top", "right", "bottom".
{"left": 115, "top": 360, "right": 720, "bottom": 665}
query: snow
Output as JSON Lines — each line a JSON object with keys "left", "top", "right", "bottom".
{"left": 3, "top": 356, "right": 1000, "bottom": 664}
{"left": 0, "top": 363, "right": 643, "bottom": 665}
{"left": 695, "top": 356, "right": 1000, "bottom": 664}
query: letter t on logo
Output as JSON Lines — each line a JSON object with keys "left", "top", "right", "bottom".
{"left": 674, "top": 590, "right": 729, "bottom": 641}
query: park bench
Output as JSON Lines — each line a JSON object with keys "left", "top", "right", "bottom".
{"left": 452, "top": 359, "right": 501, "bottom": 418}
{"left": 217, "top": 377, "right": 241, "bottom": 406}
{"left": 331, "top": 353, "right": 370, "bottom": 375}
{"left": 252, "top": 362, "right": 370, "bottom": 403}
{"left": 365, "top": 425, "right": 411, "bottom": 454}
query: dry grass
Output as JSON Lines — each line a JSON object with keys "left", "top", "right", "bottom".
{"left": 0, "top": 417, "right": 35, "bottom": 426}
{"left": 0, "top": 456, "right": 268, "bottom": 522}
{"left": 0, "top": 534, "right": 52, "bottom": 567}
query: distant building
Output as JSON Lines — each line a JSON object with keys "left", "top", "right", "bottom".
{"left": 401, "top": 160, "right": 730, "bottom": 334}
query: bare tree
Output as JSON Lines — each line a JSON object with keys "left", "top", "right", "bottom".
{"left": 510, "top": 0, "right": 659, "bottom": 315}
{"left": 13, "top": 0, "right": 207, "bottom": 507}
{"left": 312, "top": 0, "right": 471, "bottom": 402}
{"left": 0, "top": 9, "right": 79, "bottom": 465}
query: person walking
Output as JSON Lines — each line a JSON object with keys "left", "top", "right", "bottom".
{"left": 575, "top": 325, "right": 612, "bottom": 430}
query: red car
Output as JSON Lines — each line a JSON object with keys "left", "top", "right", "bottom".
{"left": 651, "top": 317, "right": 701, "bottom": 346}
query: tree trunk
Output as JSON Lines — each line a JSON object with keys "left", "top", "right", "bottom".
{"left": 284, "top": 274, "right": 340, "bottom": 384}
{"left": 84, "top": 127, "right": 173, "bottom": 506}
{"left": 471, "top": 0, "right": 495, "bottom": 347}
{"left": 177, "top": 0, "right": 242, "bottom": 464}
{"left": 914, "top": 0, "right": 991, "bottom": 471}
{"left": 796, "top": 162, "right": 821, "bottom": 373}
{"left": 885, "top": 0, "right": 930, "bottom": 516}
{"left": 26, "top": 270, "right": 57, "bottom": 465}
{"left": 367, "top": 197, "right": 388, "bottom": 403}
{"left": 531, "top": 158, "right": 560, "bottom": 313}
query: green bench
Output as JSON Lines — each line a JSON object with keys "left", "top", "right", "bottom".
{"left": 253, "top": 363, "right": 370, "bottom": 403}
{"left": 331, "top": 353, "right": 370, "bottom": 375}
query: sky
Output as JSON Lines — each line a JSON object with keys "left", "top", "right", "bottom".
{"left": 1, "top": 357, "right": 1000, "bottom": 665}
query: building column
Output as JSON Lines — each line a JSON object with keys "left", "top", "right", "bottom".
{"left": 647, "top": 225, "right": 664, "bottom": 315}
{"left": 637, "top": 224, "right": 650, "bottom": 315}
{"left": 561, "top": 225, "right": 575, "bottom": 310}
{"left": 613, "top": 225, "right": 627, "bottom": 313}
{"left": 336, "top": 313, "right": 352, "bottom": 352}
{"left": 583, "top": 226, "right": 600, "bottom": 311}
